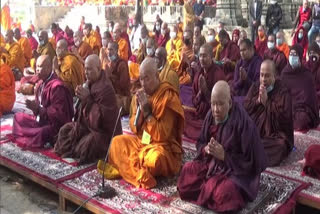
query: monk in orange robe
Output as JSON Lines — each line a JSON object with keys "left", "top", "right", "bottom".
{"left": 113, "top": 24, "right": 129, "bottom": 61}
{"left": 1, "top": 29, "right": 25, "bottom": 80}
{"left": 53, "top": 39, "right": 85, "bottom": 95}
{"left": 35, "top": 31, "right": 56, "bottom": 62}
{"left": 83, "top": 23, "right": 101, "bottom": 55}
{"left": 73, "top": 30, "right": 93, "bottom": 61}
{"left": 166, "top": 25, "right": 183, "bottom": 72}
{"left": 99, "top": 31, "right": 112, "bottom": 71}
{"left": 0, "top": 61, "right": 15, "bottom": 117}
{"left": 207, "top": 28, "right": 219, "bottom": 57}
{"left": 108, "top": 58, "right": 184, "bottom": 189}
{"left": 276, "top": 31, "right": 290, "bottom": 59}
{"left": 14, "top": 28, "right": 32, "bottom": 67}
{"left": 1, "top": 33, "right": 6, "bottom": 47}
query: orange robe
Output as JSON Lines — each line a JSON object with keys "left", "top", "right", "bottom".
{"left": 183, "top": 2, "right": 195, "bottom": 30}
{"left": 58, "top": 53, "right": 85, "bottom": 95}
{"left": 78, "top": 41, "right": 93, "bottom": 61}
{"left": 117, "top": 38, "right": 129, "bottom": 61}
{"left": 83, "top": 30, "right": 101, "bottom": 55}
{"left": 166, "top": 37, "right": 183, "bottom": 72}
{"left": 1, "top": 4, "right": 11, "bottom": 31}
{"left": 160, "top": 62, "right": 180, "bottom": 92}
{"left": 177, "top": 45, "right": 195, "bottom": 85}
{"left": 38, "top": 42, "right": 56, "bottom": 62}
{"left": 109, "top": 82, "right": 184, "bottom": 189}
{"left": 17, "top": 37, "right": 32, "bottom": 66}
{"left": 0, "top": 62, "right": 15, "bottom": 117}
{"left": 0, "top": 34, "right": 5, "bottom": 47}
{"left": 49, "top": 37, "right": 56, "bottom": 50}
{"left": 3, "top": 42, "right": 25, "bottom": 73}
{"left": 277, "top": 43, "right": 290, "bottom": 59}
{"left": 128, "top": 62, "right": 140, "bottom": 81}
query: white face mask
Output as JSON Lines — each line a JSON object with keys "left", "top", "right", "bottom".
{"left": 170, "top": 32, "right": 177, "bottom": 39}
{"left": 298, "top": 33, "right": 303, "bottom": 40}
{"left": 289, "top": 55, "right": 300, "bottom": 69}
{"left": 75, "top": 40, "right": 81, "bottom": 47}
{"left": 208, "top": 35, "right": 215, "bottom": 42}
{"left": 39, "top": 40, "right": 45, "bottom": 46}
{"left": 156, "top": 25, "right": 161, "bottom": 31}
{"left": 146, "top": 47, "right": 155, "bottom": 56}
{"left": 161, "top": 29, "right": 167, "bottom": 36}
{"left": 267, "top": 41, "right": 275, "bottom": 49}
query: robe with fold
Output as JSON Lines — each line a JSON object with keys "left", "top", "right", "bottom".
{"left": 83, "top": 30, "right": 101, "bottom": 55}
{"left": 277, "top": 43, "right": 290, "bottom": 59}
{"left": 244, "top": 80, "right": 294, "bottom": 166}
{"left": 28, "top": 36, "right": 38, "bottom": 51}
{"left": 233, "top": 53, "right": 262, "bottom": 104}
{"left": 17, "top": 37, "right": 32, "bottom": 67}
{"left": 117, "top": 38, "right": 129, "bottom": 61}
{"left": 254, "top": 37, "right": 267, "bottom": 58}
{"left": 108, "top": 82, "right": 185, "bottom": 189}
{"left": 304, "top": 60, "right": 320, "bottom": 109}
{"left": 156, "top": 32, "right": 170, "bottom": 48}
{"left": 263, "top": 48, "right": 287, "bottom": 76}
{"left": 37, "top": 42, "right": 56, "bottom": 62}
{"left": 184, "top": 63, "right": 226, "bottom": 140}
{"left": 77, "top": 41, "right": 93, "bottom": 61}
{"left": 183, "top": 2, "right": 195, "bottom": 29}
{"left": 215, "top": 40, "right": 240, "bottom": 83}
{"left": 303, "top": 144, "right": 320, "bottom": 180}
{"left": 54, "top": 72, "right": 122, "bottom": 164}
{"left": 166, "top": 37, "right": 183, "bottom": 72}
{"left": 178, "top": 102, "right": 267, "bottom": 213}
{"left": 292, "top": 26, "right": 308, "bottom": 61}
{"left": 121, "top": 31, "right": 132, "bottom": 59}
{"left": 49, "top": 37, "right": 56, "bottom": 50}
{"left": 209, "top": 40, "right": 219, "bottom": 58}
{"left": 281, "top": 64, "right": 320, "bottom": 130}
{"left": 0, "top": 63, "right": 15, "bottom": 117}
{"left": 57, "top": 53, "right": 85, "bottom": 95}
{"left": 177, "top": 45, "right": 195, "bottom": 85}
{"left": 12, "top": 73, "right": 73, "bottom": 148}
{"left": 2, "top": 42, "right": 25, "bottom": 73}
{"left": 128, "top": 61, "right": 140, "bottom": 81}
{"left": 160, "top": 61, "right": 180, "bottom": 92}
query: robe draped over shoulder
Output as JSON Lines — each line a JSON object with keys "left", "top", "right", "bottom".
{"left": 0, "top": 63, "right": 15, "bottom": 117}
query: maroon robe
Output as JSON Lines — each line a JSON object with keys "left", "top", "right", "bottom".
{"left": 255, "top": 38, "right": 267, "bottom": 58}
{"left": 263, "top": 48, "right": 287, "bottom": 77}
{"left": 281, "top": 64, "right": 320, "bottom": 131}
{"left": 292, "top": 26, "right": 308, "bottom": 61}
{"left": 121, "top": 32, "right": 132, "bottom": 59}
{"left": 217, "top": 40, "right": 240, "bottom": 83}
{"left": 183, "top": 62, "right": 226, "bottom": 140}
{"left": 54, "top": 71, "right": 122, "bottom": 164}
{"left": 244, "top": 80, "right": 294, "bottom": 166}
{"left": 156, "top": 32, "right": 170, "bottom": 48}
{"left": 12, "top": 73, "right": 73, "bottom": 148}
{"left": 178, "top": 102, "right": 268, "bottom": 212}
{"left": 304, "top": 60, "right": 320, "bottom": 109}
{"left": 303, "top": 144, "right": 320, "bottom": 180}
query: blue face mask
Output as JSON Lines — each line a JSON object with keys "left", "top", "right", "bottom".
{"left": 298, "top": 33, "right": 303, "bottom": 40}
{"left": 109, "top": 55, "right": 117, "bottom": 62}
{"left": 289, "top": 55, "right": 300, "bottom": 69}
{"left": 276, "top": 38, "right": 283, "bottom": 46}
{"left": 39, "top": 40, "right": 45, "bottom": 46}
{"left": 266, "top": 84, "right": 274, "bottom": 93}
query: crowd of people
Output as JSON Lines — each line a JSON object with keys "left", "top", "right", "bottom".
{"left": 1, "top": 0, "right": 320, "bottom": 213}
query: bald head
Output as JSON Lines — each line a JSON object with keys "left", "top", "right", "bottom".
{"left": 260, "top": 59, "right": 276, "bottom": 88}
{"left": 36, "top": 55, "right": 52, "bottom": 80}
{"left": 56, "top": 39, "right": 68, "bottom": 58}
{"left": 38, "top": 30, "right": 49, "bottom": 45}
{"left": 5, "top": 30, "right": 14, "bottom": 43}
{"left": 73, "top": 30, "right": 83, "bottom": 47}
{"left": 139, "top": 58, "right": 160, "bottom": 95}
{"left": 85, "top": 54, "right": 101, "bottom": 83}
{"left": 211, "top": 81, "right": 232, "bottom": 123}
{"left": 155, "top": 47, "right": 167, "bottom": 69}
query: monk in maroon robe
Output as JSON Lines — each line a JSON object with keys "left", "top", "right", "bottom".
{"left": 244, "top": 60, "right": 294, "bottom": 166}
{"left": 233, "top": 39, "right": 262, "bottom": 104}
{"left": 54, "top": 55, "right": 122, "bottom": 164}
{"left": 215, "top": 30, "right": 240, "bottom": 83}
{"left": 281, "top": 44, "right": 319, "bottom": 131}
{"left": 255, "top": 26, "right": 267, "bottom": 58}
{"left": 263, "top": 34, "right": 287, "bottom": 77}
{"left": 156, "top": 22, "right": 170, "bottom": 48}
{"left": 184, "top": 44, "right": 226, "bottom": 140}
{"left": 304, "top": 42, "right": 320, "bottom": 109}
{"left": 178, "top": 81, "right": 267, "bottom": 213}
{"left": 292, "top": 26, "right": 308, "bottom": 61}
{"left": 12, "top": 55, "right": 73, "bottom": 148}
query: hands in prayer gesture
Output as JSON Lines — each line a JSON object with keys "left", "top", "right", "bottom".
{"left": 239, "top": 67, "right": 247, "bottom": 81}
{"left": 26, "top": 99, "right": 39, "bottom": 115}
{"left": 75, "top": 84, "right": 90, "bottom": 103}
{"left": 136, "top": 89, "right": 152, "bottom": 118}
{"left": 205, "top": 137, "right": 225, "bottom": 161}
{"left": 199, "top": 74, "right": 208, "bottom": 95}
{"left": 258, "top": 85, "right": 268, "bottom": 106}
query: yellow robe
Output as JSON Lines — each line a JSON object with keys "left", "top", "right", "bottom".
{"left": 117, "top": 38, "right": 129, "bottom": 61}
{"left": 17, "top": 37, "right": 32, "bottom": 66}
{"left": 108, "top": 82, "right": 185, "bottom": 189}
{"left": 159, "top": 62, "right": 180, "bottom": 93}
{"left": 83, "top": 30, "right": 101, "bottom": 55}
{"left": 58, "top": 53, "right": 85, "bottom": 95}
{"left": 49, "top": 37, "right": 56, "bottom": 50}
{"left": 183, "top": 2, "right": 195, "bottom": 30}
{"left": 165, "top": 37, "right": 183, "bottom": 72}
{"left": 2, "top": 42, "right": 25, "bottom": 73}
{"left": 0, "top": 62, "right": 15, "bottom": 117}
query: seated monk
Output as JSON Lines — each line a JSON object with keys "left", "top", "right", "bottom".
{"left": 26, "top": 29, "right": 38, "bottom": 51}
{"left": 233, "top": 39, "right": 262, "bottom": 104}
{"left": 53, "top": 39, "right": 85, "bottom": 96}
{"left": 255, "top": 25, "right": 268, "bottom": 58}
{"left": 12, "top": 55, "right": 73, "bottom": 148}
{"left": 184, "top": 44, "right": 226, "bottom": 140}
{"left": 244, "top": 60, "right": 294, "bottom": 166}
{"left": 106, "top": 42, "right": 131, "bottom": 115}
{"left": 177, "top": 81, "right": 268, "bottom": 213}
{"left": 276, "top": 30, "right": 290, "bottom": 59}
{"left": 194, "top": 26, "right": 206, "bottom": 46}
{"left": 0, "top": 61, "right": 15, "bottom": 117}
{"left": 154, "top": 47, "right": 179, "bottom": 92}
{"left": 166, "top": 25, "right": 183, "bottom": 72}
{"left": 73, "top": 30, "right": 93, "bottom": 61}
{"left": 156, "top": 22, "right": 170, "bottom": 48}
{"left": 302, "top": 144, "right": 320, "bottom": 180}
{"left": 304, "top": 42, "right": 320, "bottom": 109}
{"left": 113, "top": 24, "right": 129, "bottom": 61}
{"left": 1, "top": 29, "right": 25, "bottom": 80}
{"left": 83, "top": 23, "right": 101, "bottom": 55}
{"left": 281, "top": 44, "right": 319, "bottom": 131}
{"left": 14, "top": 28, "right": 32, "bottom": 67}
{"left": 54, "top": 55, "right": 122, "bottom": 164}
{"left": 107, "top": 58, "right": 184, "bottom": 189}
{"left": 215, "top": 29, "right": 241, "bottom": 83}
{"left": 114, "top": 22, "right": 132, "bottom": 59}
{"left": 131, "top": 25, "right": 149, "bottom": 63}
{"left": 263, "top": 34, "right": 287, "bottom": 77}
{"left": 35, "top": 30, "right": 56, "bottom": 63}
{"left": 177, "top": 29, "right": 195, "bottom": 85}
{"left": 207, "top": 28, "right": 219, "bottom": 57}
{"left": 99, "top": 31, "right": 112, "bottom": 71}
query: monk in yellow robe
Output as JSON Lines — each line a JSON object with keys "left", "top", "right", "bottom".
{"left": 53, "top": 39, "right": 85, "bottom": 95}
{"left": 73, "top": 30, "right": 93, "bottom": 61}
{"left": 108, "top": 58, "right": 184, "bottom": 189}
{"left": 0, "top": 61, "right": 15, "bottom": 117}
{"left": 155, "top": 47, "right": 180, "bottom": 92}
{"left": 113, "top": 24, "right": 129, "bottom": 61}
{"left": 1, "top": 30, "right": 25, "bottom": 80}
{"left": 99, "top": 31, "right": 113, "bottom": 71}
{"left": 0, "top": 33, "right": 5, "bottom": 48}
{"left": 14, "top": 28, "right": 32, "bottom": 67}
{"left": 183, "top": 0, "right": 195, "bottom": 30}
{"left": 36, "top": 31, "right": 56, "bottom": 62}
{"left": 83, "top": 23, "right": 101, "bottom": 55}
{"left": 166, "top": 26, "right": 183, "bottom": 72}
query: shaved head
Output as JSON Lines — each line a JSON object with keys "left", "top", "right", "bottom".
{"left": 73, "top": 30, "right": 83, "bottom": 47}
{"left": 56, "top": 39, "right": 68, "bottom": 58}
{"left": 36, "top": 55, "right": 52, "bottom": 80}
{"left": 38, "top": 30, "right": 49, "bottom": 45}
{"left": 85, "top": 54, "right": 101, "bottom": 83}
{"left": 260, "top": 59, "right": 276, "bottom": 88}
{"left": 211, "top": 81, "right": 232, "bottom": 124}
{"left": 155, "top": 47, "right": 167, "bottom": 69}
{"left": 139, "top": 57, "right": 160, "bottom": 95}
